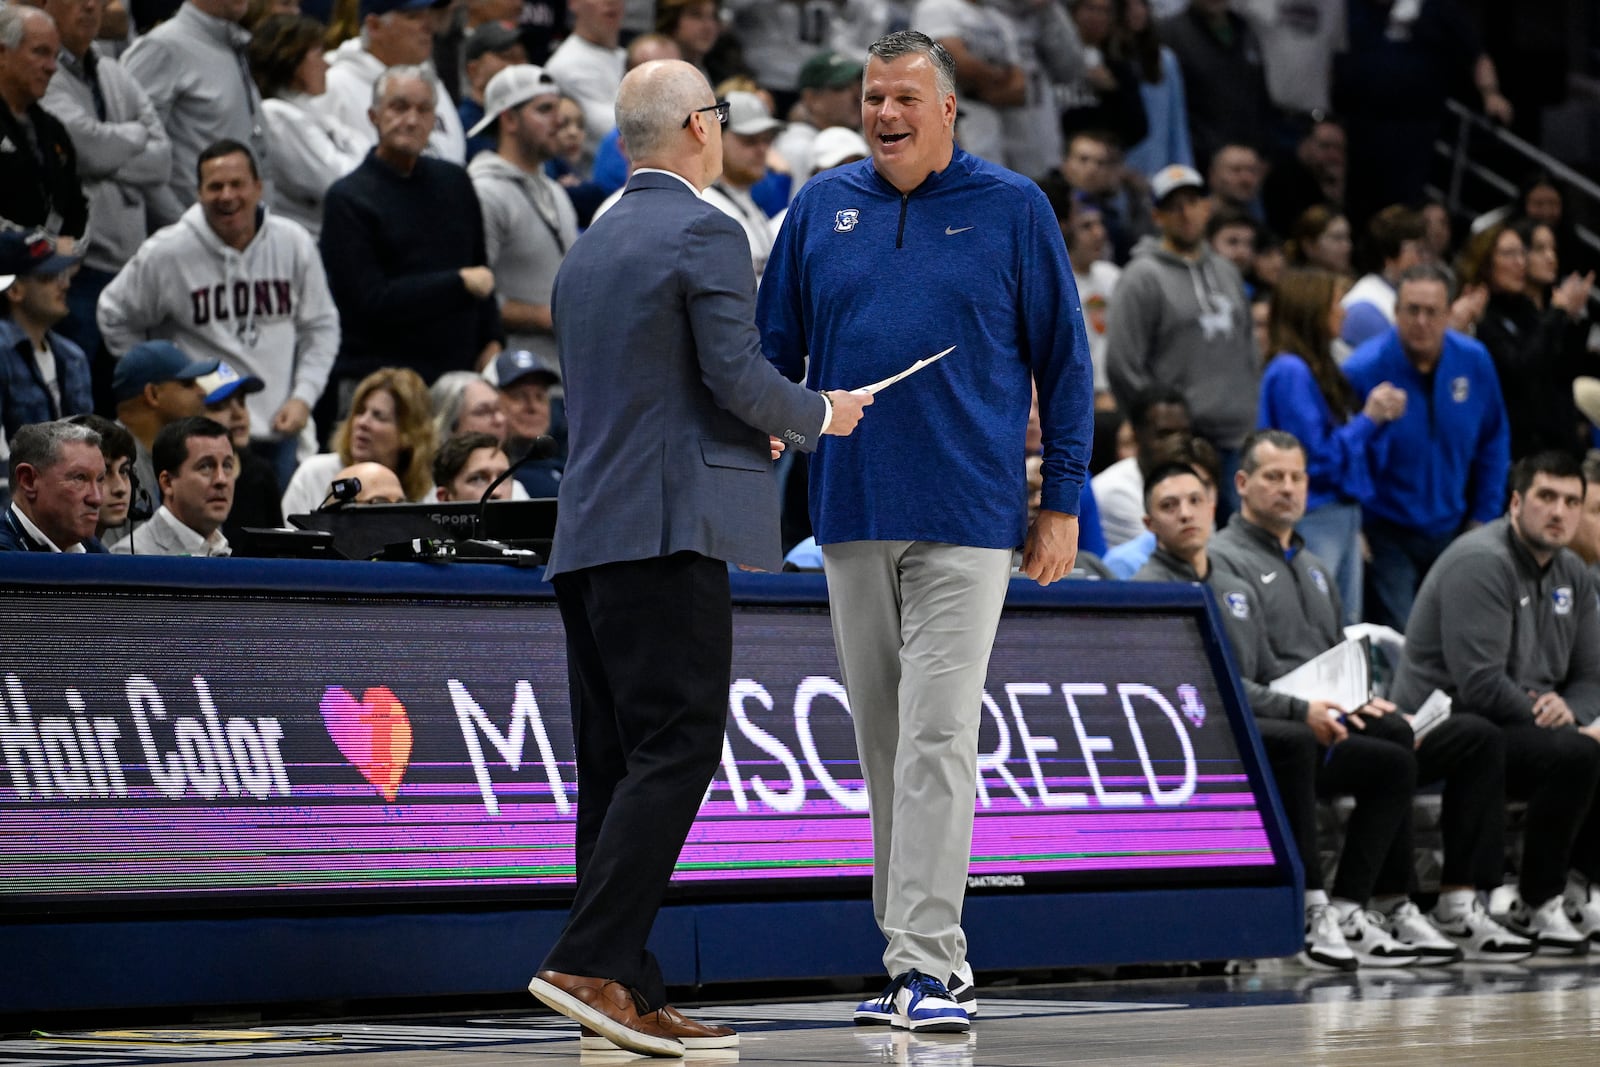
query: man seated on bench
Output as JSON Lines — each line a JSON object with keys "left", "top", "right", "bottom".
{"left": 1207, "top": 430, "right": 1530, "bottom": 964}
{"left": 1393, "top": 451, "right": 1600, "bottom": 953}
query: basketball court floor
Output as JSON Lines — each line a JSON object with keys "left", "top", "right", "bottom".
{"left": 6, "top": 957, "right": 1597, "bottom": 1066}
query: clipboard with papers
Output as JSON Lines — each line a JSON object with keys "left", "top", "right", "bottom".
{"left": 1267, "top": 636, "right": 1453, "bottom": 739}
{"left": 1268, "top": 636, "right": 1372, "bottom": 712}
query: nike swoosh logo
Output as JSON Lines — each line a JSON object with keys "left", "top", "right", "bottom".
{"left": 945, "top": 226, "right": 974, "bottom": 235}
{"left": 1260, "top": 572, "right": 1278, "bottom": 584}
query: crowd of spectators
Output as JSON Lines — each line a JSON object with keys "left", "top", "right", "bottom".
{"left": 3, "top": 0, "right": 1600, "bottom": 967}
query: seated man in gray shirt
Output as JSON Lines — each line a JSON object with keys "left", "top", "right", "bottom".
{"left": 1135, "top": 459, "right": 1432, "bottom": 970}
{"left": 1393, "top": 451, "right": 1600, "bottom": 953}
{"left": 1209, "top": 430, "right": 1528, "bottom": 965}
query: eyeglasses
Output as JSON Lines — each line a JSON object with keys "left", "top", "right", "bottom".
{"left": 683, "top": 100, "right": 730, "bottom": 129}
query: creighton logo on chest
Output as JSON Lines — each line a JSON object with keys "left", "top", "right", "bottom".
{"left": 834, "top": 209, "right": 860, "bottom": 233}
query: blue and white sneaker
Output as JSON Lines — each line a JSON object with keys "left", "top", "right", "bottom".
{"left": 947, "top": 962, "right": 978, "bottom": 1018}
{"left": 853, "top": 970, "right": 971, "bottom": 1033}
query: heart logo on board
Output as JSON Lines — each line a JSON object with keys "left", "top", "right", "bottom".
{"left": 319, "top": 686, "right": 413, "bottom": 801}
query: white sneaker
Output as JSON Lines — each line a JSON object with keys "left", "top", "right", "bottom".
{"left": 1502, "top": 895, "right": 1590, "bottom": 955}
{"left": 946, "top": 962, "right": 978, "bottom": 1018}
{"left": 1338, "top": 907, "right": 1423, "bottom": 968}
{"left": 1384, "top": 900, "right": 1463, "bottom": 965}
{"left": 854, "top": 971, "right": 970, "bottom": 1033}
{"left": 1428, "top": 898, "right": 1535, "bottom": 962}
{"left": 1563, "top": 877, "right": 1600, "bottom": 944}
{"left": 1300, "top": 903, "right": 1358, "bottom": 971}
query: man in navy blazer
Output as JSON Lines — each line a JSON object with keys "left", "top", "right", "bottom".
{"left": 0, "top": 420, "right": 109, "bottom": 553}
{"left": 527, "top": 59, "right": 871, "bottom": 1057}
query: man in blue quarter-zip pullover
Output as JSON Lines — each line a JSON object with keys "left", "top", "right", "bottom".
{"left": 1343, "top": 263, "right": 1510, "bottom": 631}
{"left": 758, "top": 30, "right": 1094, "bottom": 1034}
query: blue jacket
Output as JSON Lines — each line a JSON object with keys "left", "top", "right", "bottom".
{"left": 1258, "top": 352, "right": 1381, "bottom": 511}
{"left": 1123, "top": 47, "right": 1194, "bottom": 178}
{"left": 0, "top": 321, "right": 94, "bottom": 444}
{"left": 1342, "top": 328, "right": 1510, "bottom": 538}
{"left": 759, "top": 148, "right": 1094, "bottom": 549}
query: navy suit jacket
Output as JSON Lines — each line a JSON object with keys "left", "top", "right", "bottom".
{"left": 544, "top": 171, "right": 827, "bottom": 577}
{"left": 0, "top": 507, "right": 108, "bottom": 552}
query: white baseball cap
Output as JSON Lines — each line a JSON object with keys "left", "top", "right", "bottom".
{"left": 725, "top": 91, "right": 783, "bottom": 137}
{"left": 468, "top": 64, "right": 561, "bottom": 138}
{"left": 811, "top": 126, "right": 870, "bottom": 171}
{"left": 1150, "top": 163, "right": 1205, "bottom": 205}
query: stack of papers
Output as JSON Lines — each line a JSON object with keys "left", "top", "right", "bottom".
{"left": 1268, "top": 637, "right": 1371, "bottom": 712}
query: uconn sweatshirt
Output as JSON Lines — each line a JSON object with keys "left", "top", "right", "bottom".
{"left": 98, "top": 203, "right": 339, "bottom": 441}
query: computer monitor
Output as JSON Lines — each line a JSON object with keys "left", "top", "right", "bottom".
{"left": 289, "top": 498, "right": 557, "bottom": 561}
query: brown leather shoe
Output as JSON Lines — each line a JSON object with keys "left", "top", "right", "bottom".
{"left": 643, "top": 1005, "right": 739, "bottom": 1049}
{"left": 528, "top": 970, "right": 683, "bottom": 1057}
{"left": 580, "top": 1006, "right": 738, "bottom": 1051}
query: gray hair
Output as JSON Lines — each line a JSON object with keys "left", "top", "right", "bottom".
{"left": 1238, "top": 429, "right": 1306, "bottom": 474}
{"left": 1395, "top": 262, "right": 1456, "bottom": 300}
{"left": 8, "top": 420, "right": 101, "bottom": 488}
{"left": 616, "top": 60, "right": 711, "bottom": 163}
{"left": 867, "top": 30, "right": 957, "bottom": 100}
{"left": 0, "top": 5, "right": 54, "bottom": 51}
{"left": 430, "top": 370, "right": 486, "bottom": 441}
{"left": 371, "top": 64, "right": 439, "bottom": 109}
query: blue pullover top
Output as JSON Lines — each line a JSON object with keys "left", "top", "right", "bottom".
{"left": 758, "top": 149, "right": 1093, "bottom": 549}
{"left": 1257, "top": 352, "right": 1380, "bottom": 512}
{"left": 1342, "top": 328, "right": 1510, "bottom": 539}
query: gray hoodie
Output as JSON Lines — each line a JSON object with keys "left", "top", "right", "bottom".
{"left": 1105, "top": 236, "right": 1258, "bottom": 449}
{"left": 468, "top": 151, "right": 577, "bottom": 373}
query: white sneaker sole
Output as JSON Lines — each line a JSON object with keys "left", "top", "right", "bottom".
{"left": 527, "top": 976, "right": 683, "bottom": 1058}
{"left": 1350, "top": 951, "right": 1421, "bottom": 968}
{"left": 892, "top": 1013, "right": 971, "bottom": 1034}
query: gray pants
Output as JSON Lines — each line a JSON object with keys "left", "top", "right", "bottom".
{"left": 821, "top": 540, "right": 1013, "bottom": 979}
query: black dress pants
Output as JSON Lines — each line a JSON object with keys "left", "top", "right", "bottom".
{"left": 542, "top": 552, "right": 731, "bottom": 1010}
{"left": 1256, "top": 715, "right": 1416, "bottom": 901}
{"left": 1503, "top": 721, "right": 1600, "bottom": 906}
{"left": 1369, "top": 713, "right": 1506, "bottom": 896}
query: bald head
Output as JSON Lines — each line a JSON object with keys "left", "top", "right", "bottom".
{"left": 616, "top": 59, "right": 715, "bottom": 166}
{"left": 335, "top": 462, "right": 406, "bottom": 505}
{"left": 626, "top": 32, "right": 681, "bottom": 69}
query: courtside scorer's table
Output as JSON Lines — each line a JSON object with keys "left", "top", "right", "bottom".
{"left": 0, "top": 556, "right": 1301, "bottom": 1013}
